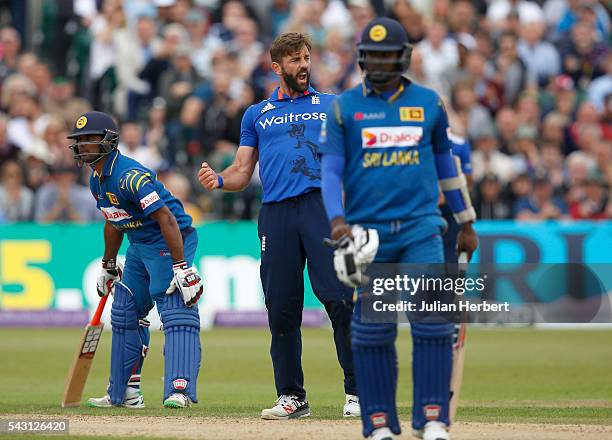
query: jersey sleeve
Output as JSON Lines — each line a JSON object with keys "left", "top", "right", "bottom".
{"left": 318, "top": 98, "right": 345, "bottom": 157}
{"left": 119, "top": 169, "right": 165, "bottom": 216}
{"left": 457, "top": 142, "right": 473, "bottom": 175}
{"left": 431, "top": 97, "right": 452, "bottom": 154}
{"left": 239, "top": 105, "right": 258, "bottom": 147}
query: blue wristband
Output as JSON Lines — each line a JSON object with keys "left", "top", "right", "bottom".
{"left": 217, "top": 174, "right": 224, "bottom": 189}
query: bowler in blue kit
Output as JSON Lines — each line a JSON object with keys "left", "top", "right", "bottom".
{"left": 198, "top": 33, "right": 358, "bottom": 419}
{"left": 67, "top": 111, "right": 204, "bottom": 410}
{"left": 319, "top": 18, "right": 478, "bottom": 440}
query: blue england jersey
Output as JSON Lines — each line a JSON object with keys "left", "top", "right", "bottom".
{"left": 89, "top": 150, "right": 192, "bottom": 245}
{"left": 319, "top": 78, "right": 452, "bottom": 224}
{"left": 240, "top": 86, "right": 334, "bottom": 203}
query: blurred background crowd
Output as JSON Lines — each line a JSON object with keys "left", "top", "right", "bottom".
{"left": 0, "top": 0, "right": 609, "bottom": 224}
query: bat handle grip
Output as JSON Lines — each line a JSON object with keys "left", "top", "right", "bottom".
{"left": 90, "top": 295, "right": 109, "bottom": 326}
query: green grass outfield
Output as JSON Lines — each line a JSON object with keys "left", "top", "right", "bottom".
{"left": 0, "top": 327, "right": 611, "bottom": 426}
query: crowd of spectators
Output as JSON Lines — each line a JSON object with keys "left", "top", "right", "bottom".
{"left": 0, "top": 0, "right": 609, "bottom": 224}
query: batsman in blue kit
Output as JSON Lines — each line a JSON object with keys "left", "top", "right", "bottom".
{"left": 67, "top": 111, "right": 204, "bottom": 409}
{"left": 319, "top": 18, "right": 478, "bottom": 440}
{"left": 198, "top": 33, "right": 358, "bottom": 419}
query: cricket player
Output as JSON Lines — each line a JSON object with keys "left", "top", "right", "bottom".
{"left": 198, "top": 33, "right": 358, "bottom": 419}
{"left": 319, "top": 18, "right": 478, "bottom": 440}
{"left": 67, "top": 111, "right": 203, "bottom": 409}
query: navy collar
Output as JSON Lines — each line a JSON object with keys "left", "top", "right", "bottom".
{"left": 361, "top": 76, "right": 411, "bottom": 102}
{"left": 94, "top": 149, "right": 120, "bottom": 179}
{"left": 269, "top": 86, "right": 316, "bottom": 102}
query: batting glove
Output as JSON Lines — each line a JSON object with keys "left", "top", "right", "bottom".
{"left": 96, "top": 258, "right": 123, "bottom": 297}
{"left": 327, "top": 225, "right": 379, "bottom": 289}
{"left": 166, "top": 260, "right": 203, "bottom": 307}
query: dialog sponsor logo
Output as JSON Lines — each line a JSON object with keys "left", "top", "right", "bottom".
{"left": 101, "top": 206, "right": 132, "bottom": 222}
{"left": 140, "top": 192, "right": 160, "bottom": 210}
{"left": 361, "top": 126, "right": 423, "bottom": 148}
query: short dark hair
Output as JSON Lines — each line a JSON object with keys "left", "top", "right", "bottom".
{"left": 270, "top": 32, "right": 312, "bottom": 63}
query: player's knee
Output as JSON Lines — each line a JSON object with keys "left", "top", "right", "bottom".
{"left": 266, "top": 308, "right": 302, "bottom": 335}
{"left": 411, "top": 322, "right": 454, "bottom": 339}
{"left": 111, "top": 282, "right": 139, "bottom": 330}
{"left": 351, "top": 319, "right": 397, "bottom": 347}
{"left": 324, "top": 300, "right": 353, "bottom": 324}
{"left": 160, "top": 291, "right": 200, "bottom": 330}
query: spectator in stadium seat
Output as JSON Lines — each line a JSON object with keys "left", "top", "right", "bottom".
{"left": 514, "top": 174, "right": 568, "bottom": 220}
{"left": 118, "top": 120, "right": 162, "bottom": 171}
{"left": 537, "top": 142, "right": 565, "bottom": 190}
{"left": 474, "top": 172, "right": 512, "bottom": 219}
{"left": 568, "top": 172, "right": 610, "bottom": 220}
{"left": 448, "top": 0, "right": 477, "bottom": 35}
{"left": 0, "top": 27, "right": 21, "bottom": 82}
{"left": 0, "top": 159, "right": 34, "bottom": 222}
{"left": 563, "top": 150, "right": 596, "bottom": 205}
{"left": 0, "top": 114, "right": 20, "bottom": 167}
{"left": 34, "top": 165, "right": 99, "bottom": 223}
{"left": 495, "top": 31, "right": 528, "bottom": 106}
{"left": 541, "top": 111, "right": 568, "bottom": 152}
{"left": 158, "top": 44, "right": 201, "bottom": 122}
{"left": 495, "top": 106, "right": 519, "bottom": 155}
{"left": 511, "top": 124, "right": 540, "bottom": 175}
{"left": 416, "top": 21, "right": 459, "bottom": 95}
{"left": 587, "top": 54, "right": 612, "bottom": 113}
{"left": 185, "top": 9, "right": 223, "bottom": 81}
{"left": 44, "top": 77, "right": 91, "bottom": 130}
{"left": 450, "top": 79, "right": 494, "bottom": 141}
{"left": 471, "top": 125, "right": 518, "bottom": 184}
{"left": 560, "top": 20, "right": 609, "bottom": 87}
{"left": 113, "top": 13, "right": 162, "bottom": 119}
{"left": 487, "top": 0, "right": 544, "bottom": 30}
{"left": 518, "top": 19, "right": 561, "bottom": 87}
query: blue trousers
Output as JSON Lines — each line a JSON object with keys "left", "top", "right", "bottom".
{"left": 353, "top": 216, "right": 454, "bottom": 436}
{"left": 122, "top": 228, "right": 198, "bottom": 316}
{"left": 258, "top": 190, "right": 356, "bottom": 399}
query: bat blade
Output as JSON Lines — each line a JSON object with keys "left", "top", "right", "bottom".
{"left": 61, "top": 296, "right": 108, "bottom": 408}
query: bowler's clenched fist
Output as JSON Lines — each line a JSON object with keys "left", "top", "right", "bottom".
{"left": 198, "top": 162, "right": 219, "bottom": 191}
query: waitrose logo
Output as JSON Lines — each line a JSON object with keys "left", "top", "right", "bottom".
{"left": 258, "top": 112, "right": 326, "bottom": 129}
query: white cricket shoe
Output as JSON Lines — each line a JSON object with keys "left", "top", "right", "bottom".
{"left": 413, "top": 421, "right": 450, "bottom": 440}
{"left": 87, "top": 387, "right": 145, "bottom": 408}
{"left": 343, "top": 394, "right": 360, "bottom": 417}
{"left": 163, "top": 393, "right": 192, "bottom": 408}
{"left": 261, "top": 394, "right": 310, "bottom": 420}
{"left": 369, "top": 427, "right": 395, "bottom": 440}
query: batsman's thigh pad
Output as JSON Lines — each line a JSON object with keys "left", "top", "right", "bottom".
{"left": 160, "top": 291, "right": 201, "bottom": 402}
{"left": 411, "top": 322, "right": 454, "bottom": 430}
{"left": 351, "top": 315, "right": 401, "bottom": 437}
{"left": 109, "top": 282, "right": 145, "bottom": 405}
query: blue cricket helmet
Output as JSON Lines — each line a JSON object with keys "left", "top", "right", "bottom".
{"left": 67, "top": 111, "right": 119, "bottom": 166}
{"left": 357, "top": 17, "right": 413, "bottom": 86}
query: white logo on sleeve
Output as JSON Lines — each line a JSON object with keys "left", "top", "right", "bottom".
{"left": 311, "top": 95, "right": 320, "bottom": 105}
{"left": 101, "top": 206, "right": 132, "bottom": 222}
{"left": 361, "top": 126, "right": 423, "bottom": 148}
{"left": 140, "top": 191, "right": 161, "bottom": 210}
{"left": 260, "top": 102, "right": 276, "bottom": 113}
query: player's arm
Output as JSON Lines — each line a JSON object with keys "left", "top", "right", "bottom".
{"left": 318, "top": 99, "right": 351, "bottom": 240}
{"left": 150, "top": 206, "right": 185, "bottom": 262}
{"left": 199, "top": 105, "right": 259, "bottom": 192}
{"left": 96, "top": 221, "right": 124, "bottom": 297}
{"left": 198, "top": 146, "right": 258, "bottom": 192}
{"left": 432, "top": 101, "right": 478, "bottom": 259}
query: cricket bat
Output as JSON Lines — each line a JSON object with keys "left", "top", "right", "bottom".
{"left": 449, "top": 252, "right": 469, "bottom": 423}
{"left": 61, "top": 295, "right": 108, "bottom": 408}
